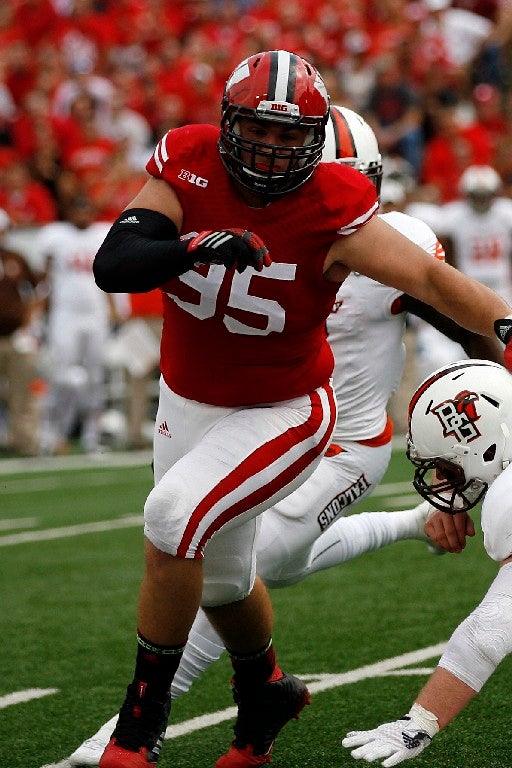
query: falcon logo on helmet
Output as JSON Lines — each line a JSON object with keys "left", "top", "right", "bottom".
{"left": 218, "top": 50, "right": 330, "bottom": 198}
{"left": 431, "top": 390, "right": 481, "bottom": 443}
{"left": 406, "top": 360, "right": 512, "bottom": 512}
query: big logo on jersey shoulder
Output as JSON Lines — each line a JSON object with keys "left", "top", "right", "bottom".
{"left": 178, "top": 169, "right": 208, "bottom": 187}
{"left": 431, "top": 389, "right": 481, "bottom": 443}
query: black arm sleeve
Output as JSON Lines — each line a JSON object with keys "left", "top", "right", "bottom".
{"left": 402, "top": 294, "right": 504, "bottom": 363}
{"left": 93, "top": 208, "right": 194, "bottom": 293}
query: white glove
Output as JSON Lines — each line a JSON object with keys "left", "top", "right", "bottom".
{"left": 342, "top": 704, "right": 439, "bottom": 767}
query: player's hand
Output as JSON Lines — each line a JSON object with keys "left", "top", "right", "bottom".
{"left": 424, "top": 507, "right": 475, "bottom": 553}
{"left": 342, "top": 710, "right": 437, "bottom": 767}
{"left": 494, "top": 317, "right": 512, "bottom": 371}
{"left": 186, "top": 229, "right": 271, "bottom": 273}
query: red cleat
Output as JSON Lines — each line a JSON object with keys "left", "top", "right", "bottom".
{"left": 98, "top": 682, "right": 170, "bottom": 768}
{"left": 99, "top": 739, "right": 158, "bottom": 768}
{"left": 215, "top": 673, "right": 310, "bottom": 768}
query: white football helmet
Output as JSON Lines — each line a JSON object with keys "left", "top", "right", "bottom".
{"left": 323, "top": 104, "right": 383, "bottom": 193}
{"left": 407, "top": 360, "right": 512, "bottom": 512}
{"left": 459, "top": 164, "right": 501, "bottom": 196}
{"left": 459, "top": 164, "right": 501, "bottom": 213}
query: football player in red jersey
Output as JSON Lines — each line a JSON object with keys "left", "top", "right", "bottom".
{"left": 92, "top": 50, "right": 512, "bottom": 768}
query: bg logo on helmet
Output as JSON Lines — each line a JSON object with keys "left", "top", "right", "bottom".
{"left": 431, "top": 390, "right": 481, "bottom": 443}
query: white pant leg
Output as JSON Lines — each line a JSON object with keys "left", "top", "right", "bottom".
{"left": 46, "top": 314, "right": 85, "bottom": 441}
{"left": 78, "top": 323, "right": 108, "bottom": 411}
{"left": 145, "top": 378, "right": 336, "bottom": 603}
{"left": 257, "top": 439, "right": 392, "bottom": 587}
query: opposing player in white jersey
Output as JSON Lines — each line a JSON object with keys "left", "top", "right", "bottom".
{"left": 443, "top": 165, "right": 512, "bottom": 302}
{"left": 37, "top": 196, "right": 121, "bottom": 453}
{"left": 413, "top": 165, "right": 512, "bottom": 380}
{"left": 257, "top": 108, "right": 502, "bottom": 590}
{"left": 68, "top": 106, "right": 503, "bottom": 767}
{"left": 343, "top": 359, "right": 512, "bottom": 766}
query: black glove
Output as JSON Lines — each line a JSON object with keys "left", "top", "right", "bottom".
{"left": 186, "top": 229, "right": 271, "bottom": 274}
{"left": 494, "top": 316, "right": 512, "bottom": 371}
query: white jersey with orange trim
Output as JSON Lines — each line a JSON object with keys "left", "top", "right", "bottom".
{"left": 36, "top": 221, "right": 112, "bottom": 319}
{"left": 330, "top": 209, "right": 444, "bottom": 444}
{"left": 439, "top": 197, "right": 512, "bottom": 303}
{"left": 413, "top": 197, "right": 512, "bottom": 379}
{"left": 35, "top": 221, "right": 115, "bottom": 453}
{"left": 255, "top": 210, "right": 444, "bottom": 588}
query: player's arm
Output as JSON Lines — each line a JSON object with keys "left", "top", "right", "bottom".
{"left": 401, "top": 294, "right": 505, "bottom": 363}
{"left": 325, "top": 215, "right": 512, "bottom": 338}
{"left": 342, "top": 667, "right": 473, "bottom": 766}
{"left": 439, "top": 235, "right": 455, "bottom": 268}
{"left": 93, "top": 178, "right": 271, "bottom": 293}
{"left": 342, "top": 560, "right": 512, "bottom": 765}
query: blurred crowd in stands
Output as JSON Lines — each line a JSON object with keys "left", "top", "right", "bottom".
{"left": 1, "top": 0, "right": 512, "bottom": 220}
{"left": 1, "top": 0, "right": 512, "bottom": 456}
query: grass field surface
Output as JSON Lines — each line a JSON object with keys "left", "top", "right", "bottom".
{"left": 2, "top": 446, "right": 509, "bottom": 768}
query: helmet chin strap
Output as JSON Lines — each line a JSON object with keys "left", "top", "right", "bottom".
{"left": 463, "top": 478, "right": 488, "bottom": 505}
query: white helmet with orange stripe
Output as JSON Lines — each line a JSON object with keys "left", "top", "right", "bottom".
{"left": 407, "top": 359, "right": 512, "bottom": 512}
{"left": 323, "top": 105, "right": 383, "bottom": 194}
{"left": 458, "top": 164, "right": 501, "bottom": 213}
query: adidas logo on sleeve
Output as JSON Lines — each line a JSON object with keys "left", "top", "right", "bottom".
{"left": 119, "top": 215, "right": 140, "bottom": 224}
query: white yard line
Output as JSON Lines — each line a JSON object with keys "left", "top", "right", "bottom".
{"left": 0, "top": 450, "right": 152, "bottom": 476}
{"left": 0, "top": 516, "right": 38, "bottom": 530}
{"left": 39, "top": 641, "right": 445, "bottom": 768}
{"left": 0, "top": 688, "right": 58, "bottom": 709}
{"left": 163, "top": 643, "right": 444, "bottom": 738}
{"left": 0, "top": 514, "right": 144, "bottom": 546}
{"left": 5, "top": 438, "right": 428, "bottom": 768}
{"left": 371, "top": 481, "right": 414, "bottom": 496}
{"left": 0, "top": 469, "right": 151, "bottom": 495}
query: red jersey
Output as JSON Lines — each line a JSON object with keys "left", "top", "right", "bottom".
{"left": 146, "top": 124, "right": 378, "bottom": 406}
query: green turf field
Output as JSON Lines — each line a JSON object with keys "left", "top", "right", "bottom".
{"left": 1, "top": 448, "right": 509, "bottom": 768}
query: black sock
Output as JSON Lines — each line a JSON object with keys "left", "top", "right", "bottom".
{"left": 133, "top": 631, "right": 185, "bottom": 700}
{"left": 227, "top": 638, "right": 281, "bottom": 690}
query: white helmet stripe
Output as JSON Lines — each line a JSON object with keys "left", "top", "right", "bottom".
{"left": 274, "top": 50, "right": 294, "bottom": 102}
{"left": 323, "top": 117, "right": 337, "bottom": 163}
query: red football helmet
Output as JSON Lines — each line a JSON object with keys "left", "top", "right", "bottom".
{"left": 219, "top": 50, "right": 330, "bottom": 198}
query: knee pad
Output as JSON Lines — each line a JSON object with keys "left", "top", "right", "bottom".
{"left": 201, "top": 553, "right": 256, "bottom": 606}
{"left": 257, "top": 531, "right": 307, "bottom": 589}
{"left": 143, "top": 476, "right": 190, "bottom": 556}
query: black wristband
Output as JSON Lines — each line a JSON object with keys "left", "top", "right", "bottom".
{"left": 93, "top": 208, "right": 195, "bottom": 293}
{"left": 494, "top": 317, "right": 512, "bottom": 345}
